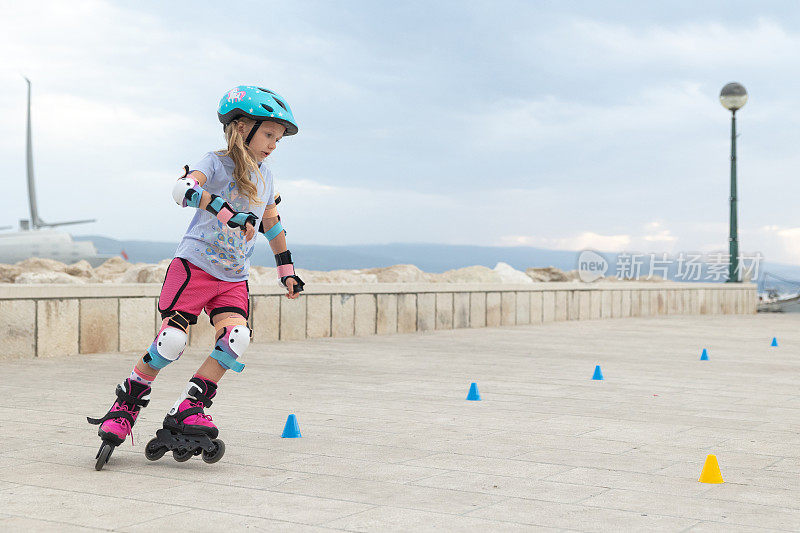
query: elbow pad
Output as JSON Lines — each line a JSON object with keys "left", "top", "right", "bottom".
{"left": 172, "top": 166, "right": 205, "bottom": 208}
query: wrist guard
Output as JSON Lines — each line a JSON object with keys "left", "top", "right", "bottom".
{"left": 275, "top": 250, "right": 305, "bottom": 294}
{"left": 205, "top": 194, "right": 257, "bottom": 230}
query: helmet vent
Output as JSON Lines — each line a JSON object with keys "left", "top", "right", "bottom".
{"left": 258, "top": 87, "right": 276, "bottom": 95}
{"left": 273, "top": 98, "right": 288, "bottom": 111}
{"left": 261, "top": 104, "right": 274, "bottom": 113}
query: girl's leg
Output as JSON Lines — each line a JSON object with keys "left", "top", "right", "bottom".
{"left": 165, "top": 312, "right": 250, "bottom": 436}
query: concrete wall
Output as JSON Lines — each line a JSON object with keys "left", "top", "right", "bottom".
{"left": 0, "top": 282, "right": 758, "bottom": 359}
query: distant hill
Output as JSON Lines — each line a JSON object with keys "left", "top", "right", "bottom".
{"left": 73, "top": 235, "right": 579, "bottom": 273}
{"left": 73, "top": 235, "right": 800, "bottom": 288}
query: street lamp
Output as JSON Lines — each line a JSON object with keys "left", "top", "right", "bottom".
{"left": 719, "top": 82, "right": 747, "bottom": 282}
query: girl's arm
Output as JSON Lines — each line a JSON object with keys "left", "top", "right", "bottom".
{"left": 260, "top": 204, "right": 303, "bottom": 296}
{"left": 187, "top": 171, "right": 212, "bottom": 210}
{"left": 173, "top": 169, "right": 256, "bottom": 240}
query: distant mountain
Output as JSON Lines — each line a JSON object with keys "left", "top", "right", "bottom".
{"left": 73, "top": 235, "right": 800, "bottom": 288}
{"left": 73, "top": 235, "right": 579, "bottom": 272}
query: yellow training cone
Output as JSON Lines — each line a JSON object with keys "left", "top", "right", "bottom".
{"left": 698, "top": 454, "right": 724, "bottom": 484}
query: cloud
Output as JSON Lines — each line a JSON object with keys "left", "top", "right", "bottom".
{"left": 535, "top": 17, "right": 800, "bottom": 70}
{"left": 498, "top": 232, "right": 632, "bottom": 251}
{"left": 643, "top": 221, "right": 677, "bottom": 243}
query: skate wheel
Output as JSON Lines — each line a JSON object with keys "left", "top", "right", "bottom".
{"left": 173, "top": 448, "right": 193, "bottom": 462}
{"left": 94, "top": 443, "right": 114, "bottom": 471}
{"left": 144, "top": 438, "right": 168, "bottom": 461}
{"left": 202, "top": 439, "right": 225, "bottom": 464}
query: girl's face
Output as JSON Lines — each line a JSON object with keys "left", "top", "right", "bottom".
{"left": 240, "top": 120, "right": 286, "bottom": 161}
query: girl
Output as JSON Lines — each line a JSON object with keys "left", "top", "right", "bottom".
{"left": 88, "top": 85, "right": 304, "bottom": 469}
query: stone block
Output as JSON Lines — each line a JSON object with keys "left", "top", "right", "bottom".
{"left": 120, "top": 298, "right": 156, "bottom": 352}
{"left": 417, "top": 293, "right": 435, "bottom": 332}
{"left": 699, "top": 289, "right": 708, "bottom": 314}
{"left": 377, "top": 294, "right": 398, "bottom": 335}
{"left": 189, "top": 316, "right": 216, "bottom": 348}
{"left": 332, "top": 293, "right": 355, "bottom": 337}
{"left": 619, "top": 290, "right": 631, "bottom": 318}
{"left": 307, "top": 294, "right": 331, "bottom": 338}
{"left": 610, "top": 291, "right": 621, "bottom": 318}
{"left": 397, "top": 293, "right": 417, "bottom": 333}
{"left": 355, "top": 294, "right": 377, "bottom": 336}
{"left": 515, "top": 292, "right": 530, "bottom": 325}
{"left": 568, "top": 291, "right": 580, "bottom": 321}
{"left": 530, "top": 292, "right": 543, "bottom": 324}
{"left": 80, "top": 298, "right": 118, "bottom": 354}
{"left": 639, "top": 291, "right": 651, "bottom": 316}
{"left": 710, "top": 290, "right": 720, "bottom": 314}
{"left": 469, "top": 293, "right": 486, "bottom": 328}
{"left": 501, "top": 292, "right": 516, "bottom": 325}
{"left": 435, "top": 293, "right": 454, "bottom": 330}
{"left": 486, "top": 292, "right": 502, "bottom": 327}
{"left": 601, "top": 290, "right": 612, "bottom": 318}
{"left": 590, "top": 291, "right": 602, "bottom": 319}
{"left": 541, "top": 291, "right": 555, "bottom": 323}
{"left": 579, "top": 291, "right": 591, "bottom": 320}
{"left": 37, "top": 299, "right": 79, "bottom": 358}
{"left": 454, "top": 293, "right": 470, "bottom": 329}
{"left": 251, "top": 295, "right": 280, "bottom": 343}
{"left": 554, "top": 291, "right": 568, "bottom": 321}
{"left": 281, "top": 295, "right": 308, "bottom": 340}
{"left": 0, "top": 300, "right": 36, "bottom": 359}
{"left": 630, "top": 291, "right": 641, "bottom": 317}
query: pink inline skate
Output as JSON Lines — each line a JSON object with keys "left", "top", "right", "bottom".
{"left": 87, "top": 378, "right": 151, "bottom": 471}
{"left": 144, "top": 376, "right": 225, "bottom": 464}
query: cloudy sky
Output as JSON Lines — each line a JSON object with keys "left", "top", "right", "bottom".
{"left": 2, "top": 1, "right": 800, "bottom": 263}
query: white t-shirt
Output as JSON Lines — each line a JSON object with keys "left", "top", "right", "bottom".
{"left": 173, "top": 151, "right": 274, "bottom": 282}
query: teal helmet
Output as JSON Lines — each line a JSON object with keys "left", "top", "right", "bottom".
{"left": 217, "top": 86, "right": 298, "bottom": 142}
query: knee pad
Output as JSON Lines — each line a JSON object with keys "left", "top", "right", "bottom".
{"left": 210, "top": 324, "right": 251, "bottom": 373}
{"left": 144, "top": 314, "right": 189, "bottom": 370}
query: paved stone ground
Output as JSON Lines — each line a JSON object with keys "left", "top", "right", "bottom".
{"left": 0, "top": 314, "right": 798, "bottom": 532}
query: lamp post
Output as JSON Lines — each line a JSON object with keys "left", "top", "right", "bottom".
{"left": 719, "top": 82, "right": 747, "bottom": 282}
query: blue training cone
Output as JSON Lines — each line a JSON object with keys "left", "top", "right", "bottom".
{"left": 592, "top": 365, "right": 604, "bottom": 380}
{"left": 771, "top": 337, "right": 778, "bottom": 347}
{"left": 700, "top": 348, "right": 709, "bottom": 361}
{"left": 281, "top": 414, "right": 302, "bottom": 438}
{"left": 466, "top": 382, "right": 482, "bottom": 401}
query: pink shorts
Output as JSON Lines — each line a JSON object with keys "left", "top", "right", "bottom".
{"left": 158, "top": 257, "right": 250, "bottom": 326}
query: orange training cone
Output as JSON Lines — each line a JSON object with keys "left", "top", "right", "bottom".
{"left": 698, "top": 454, "right": 724, "bottom": 484}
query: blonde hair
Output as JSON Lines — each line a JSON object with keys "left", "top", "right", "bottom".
{"left": 215, "top": 119, "right": 265, "bottom": 207}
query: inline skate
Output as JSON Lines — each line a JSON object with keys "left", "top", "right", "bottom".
{"left": 87, "top": 378, "right": 151, "bottom": 471}
{"left": 144, "top": 376, "right": 225, "bottom": 464}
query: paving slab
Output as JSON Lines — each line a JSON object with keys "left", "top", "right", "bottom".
{"left": 0, "top": 314, "right": 798, "bottom": 531}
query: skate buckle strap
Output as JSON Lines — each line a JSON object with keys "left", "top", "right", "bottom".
{"left": 114, "top": 384, "right": 150, "bottom": 408}
{"left": 86, "top": 406, "right": 138, "bottom": 445}
{"left": 175, "top": 403, "right": 212, "bottom": 423}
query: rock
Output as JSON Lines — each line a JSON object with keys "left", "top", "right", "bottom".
{"left": 526, "top": 266, "right": 569, "bottom": 282}
{"left": 120, "top": 263, "right": 168, "bottom": 283}
{"left": 428, "top": 265, "right": 502, "bottom": 283}
{"left": 361, "top": 264, "right": 428, "bottom": 283}
{"left": 305, "top": 269, "right": 378, "bottom": 284}
{"left": 15, "top": 271, "right": 86, "bottom": 284}
{"left": 65, "top": 260, "right": 97, "bottom": 280}
{"left": 94, "top": 257, "right": 134, "bottom": 282}
{"left": 0, "top": 264, "right": 23, "bottom": 283}
{"left": 493, "top": 262, "right": 533, "bottom": 283}
{"left": 14, "top": 257, "right": 68, "bottom": 273}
